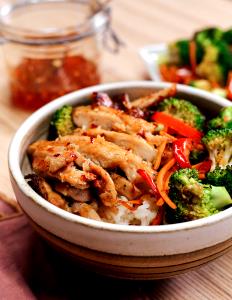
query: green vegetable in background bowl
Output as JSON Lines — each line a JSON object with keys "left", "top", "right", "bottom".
{"left": 160, "top": 27, "right": 232, "bottom": 101}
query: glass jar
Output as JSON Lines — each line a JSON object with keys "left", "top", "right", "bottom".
{"left": 0, "top": 0, "right": 110, "bottom": 110}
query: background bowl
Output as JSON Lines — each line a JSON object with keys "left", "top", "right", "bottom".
{"left": 8, "top": 81, "right": 232, "bottom": 280}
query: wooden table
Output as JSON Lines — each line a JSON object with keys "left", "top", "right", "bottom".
{"left": 1, "top": 0, "right": 232, "bottom": 298}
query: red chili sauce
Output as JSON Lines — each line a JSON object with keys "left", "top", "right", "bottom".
{"left": 10, "top": 55, "right": 100, "bottom": 110}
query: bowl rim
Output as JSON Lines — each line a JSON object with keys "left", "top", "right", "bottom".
{"left": 8, "top": 80, "right": 232, "bottom": 234}
{"left": 139, "top": 43, "right": 167, "bottom": 82}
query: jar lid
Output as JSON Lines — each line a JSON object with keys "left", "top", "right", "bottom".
{"left": 0, "top": 0, "right": 110, "bottom": 45}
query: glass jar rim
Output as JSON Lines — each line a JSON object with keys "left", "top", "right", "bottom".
{"left": 0, "top": 0, "right": 110, "bottom": 45}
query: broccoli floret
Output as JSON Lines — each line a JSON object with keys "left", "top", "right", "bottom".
{"left": 194, "top": 27, "right": 224, "bottom": 46}
{"left": 202, "top": 128, "right": 232, "bottom": 170}
{"left": 211, "top": 88, "right": 227, "bottom": 98}
{"left": 168, "top": 40, "right": 190, "bottom": 65}
{"left": 215, "top": 40, "right": 232, "bottom": 80}
{"left": 206, "top": 166, "right": 232, "bottom": 196}
{"left": 168, "top": 39, "right": 203, "bottom": 66}
{"left": 48, "top": 105, "right": 75, "bottom": 139}
{"left": 157, "top": 98, "right": 205, "bottom": 130}
{"left": 208, "top": 106, "right": 232, "bottom": 130}
{"left": 223, "top": 29, "right": 232, "bottom": 44}
{"left": 195, "top": 43, "right": 226, "bottom": 84}
{"left": 189, "top": 148, "right": 208, "bottom": 165}
{"left": 166, "top": 168, "right": 232, "bottom": 223}
{"left": 190, "top": 79, "right": 212, "bottom": 91}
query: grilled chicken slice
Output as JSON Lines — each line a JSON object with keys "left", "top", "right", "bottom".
{"left": 54, "top": 182, "right": 91, "bottom": 202}
{"left": 110, "top": 173, "right": 141, "bottom": 199}
{"left": 145, "top": 132, "right": 169, "bottom": 146}
{"left": 60, "top": 135, "right": 155, "bottom": 183}
{"left": 84, "top": 162, "right": 117, "bottom": 207}
{"left": 25, "top": 174, "right": 68, "bottom": 210}
{"left": 73, "top": 105, "right": 154, "bottom": 134}
{"left": 29, "top": 139, "right": 117, "bottom": 206}
{"left": 28, "top": 140, "right": 77, "bottom": 173}
{"left": 131, "top": 85, "right": 176, "bottom": 109}
{"left": 71, "top": 203, "right": 101, "bottom": 221}
{"left": 74, "top": 128, "right": 156, "bottom": 162}
{"left": 28, "top": 141, "right": 95, "bottom": 189}
{"left": 57, "top": 164, "right": 96, "bottom": 189}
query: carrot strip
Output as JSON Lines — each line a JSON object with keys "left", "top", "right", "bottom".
{"left": 189, "top": 40, "right": 196, "bottom": 74}
{"left": 128, "top": 199, "right": 143, "bottom": 205}
{"left": 118, "top": 200, "right": 135, "bottom": 211}
{"left": 160, "top": 64, "right": 170, "bottom": 81}
{"left": 156, "top": 197, "right": 164, "bottom": 206}
{"left": 160, "top": 131, "right": 177, "bottom": 141}
{"left": 159, "top": 189, "right": 176, "bottom": 209}
{"left": 151, "top": 206, "right": 164, "bottom": 225}
{"left": 157, "top": 158, "right": 176, "bottom": 209}
{"left": 153, "top": 140, "right": 167, "bottom": 170}
{"left": 164, "top": 170, "right": 173, "bottom": 191}
{"left": 199, "top": 173, "right": 206, "bottom": 179}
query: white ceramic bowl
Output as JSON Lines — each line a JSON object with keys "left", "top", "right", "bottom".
{"left": 8, "top": 81, "right": 232, "bottom": 279}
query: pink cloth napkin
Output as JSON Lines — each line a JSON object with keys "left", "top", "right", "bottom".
{"left": 0, "top": 200, "right": 160, "bottom": 300}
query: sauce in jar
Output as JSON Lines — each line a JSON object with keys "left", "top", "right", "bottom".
{"left": 11, "top": 55, "right": 100, "bottom": 110}
{"left": 0, "top": 0, "right": 110, "bottom": 111}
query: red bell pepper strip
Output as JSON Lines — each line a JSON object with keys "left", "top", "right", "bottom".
{"left": 137, "top": 169, "right": 159, "bottom": 197}
{"left": 192, "top": 160, "right": 212, "bottom": 174}
{"left": 173, "top": 138, "right": 192, "bottom": 168}
{"left": 151, "top": 112, "right": 202, "bottom": 139}
{"left": 227, "top": 71, "right": 232, "bottom": 101}
{"left": 151, "top": 206, "right": 164, "bottom": 225}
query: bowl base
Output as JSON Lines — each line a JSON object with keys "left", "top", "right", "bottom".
{"left": 28, "top": 218, "right": 232, "bottom": 280}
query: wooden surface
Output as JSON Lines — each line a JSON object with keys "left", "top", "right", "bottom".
{"left": 1, "top": 0, "right": 232, "bottom": 298}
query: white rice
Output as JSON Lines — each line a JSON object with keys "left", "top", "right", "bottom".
{"left": 101, "top": 196, "right": 159, "bottom": 226}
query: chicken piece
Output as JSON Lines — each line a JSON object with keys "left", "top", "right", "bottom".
{"left": 74, "top": 128, "right": 156, "bottom": 162}
{"left": 145, "top": 132, "right": 169, "bottom": 146}
{"left": 25, "top": 174, "right": 68, "bottom": 210}
{"left": 29, "top": 139, "right": 117, "bottom": 206}
{"left": 131, "top": 84, "right": 176, "bottom": 109}
{"left": 28, "top": 140, "right": 77, "bottom": 173}
{"left": 71, "top": 203, "right": 101, "bottom": 221}
{"left": 83, "top": 162, "right": 117, "bottom": 207}
{"left": 110, "top": 173, "right": 141, "bottom": 199}
{"left": 54, "top": 182, "right": 91, "bottom": 202}
{"left": 73, "top": 105, "right": 155, "bottom": 134}
{"left": 73, "top": 105, "right": 125, "bottom": 131}
{"left": 29, "top": 140, "right": 95, "bottom": 189}
{"left": 60, "top": 135, "right": 155, "bottom": 183}
{"left": 61, "top": 145, "right": 117, "bottom": 206}
{"left": 57, "top": 164, "right": 96, "bottom": 189}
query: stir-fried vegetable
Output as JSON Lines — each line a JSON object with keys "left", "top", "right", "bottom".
{"left": 160, "top": 26, "right": 232, "bottom": 100}
{"left": 152, "top": 112, "right": 203, "bottom": 138}
{"left": 49, "top": 105, "right": 75, "bottom": 139}
{"left": 202, "top": 128, "right": 232, "bottom": 171}
{"left": 157, "top": 97, "right": 205, "bottom": 130}
{"left": 208, "top": 106, "right": 232, "bottom": 130}
{"left": 167, "top": 168, "right": 232, "bottom": 223}
{"left": 206, "top": 166, "right": 232, "bottom": 196}
{"left": 173, "top": 138, "right": 192, "bottom": 168}
{"left": 26, "top": 86, "right": 232, "bottom": 226}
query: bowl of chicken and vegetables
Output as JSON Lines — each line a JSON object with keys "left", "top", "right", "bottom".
{"left": 8, "top": 81, "right": 232, "bottom": 279}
